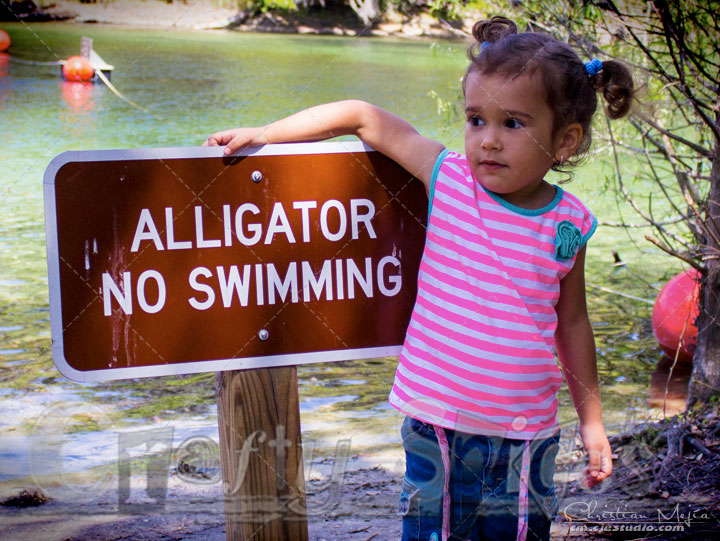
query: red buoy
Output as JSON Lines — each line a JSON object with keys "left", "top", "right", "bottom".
{"left": 62, "top": 55, "right": 95, "bottom": 83}
{"left": 652, "top": 269, "right": 700, "bottom": 363}
{"left": 0, "top": 30, "right": 10, "bottom": 53}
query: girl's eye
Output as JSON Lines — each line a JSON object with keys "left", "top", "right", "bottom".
{"left": 468, "top": 116, "right": 484, "bottom": 127}
{"left": 505, "top": 118, "right": 523, "bottom": 129}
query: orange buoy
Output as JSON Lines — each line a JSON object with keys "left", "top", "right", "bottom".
{"left": 0, "top": 30, "right": 10, "bottom": 53}
{"left": 62, "top": 55, "right": 95, "bottom": 83}
{"left": 652, "top": 269, "right": 700, "bottom": 363}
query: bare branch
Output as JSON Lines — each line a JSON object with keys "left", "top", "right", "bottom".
{"left": 653, "top": 0, "right": 720, "bottom": 84}
{"left": 606, "top": 117, "right": 693, "bottom": 250}
{"left": 599, "top": 215, "right": 689, "bottom": 227}
{"left": 681, "top": 182, "right": 720, "bottom": 249}
{"left": 612, "top": 140, "right": 658, "bottom": 155}
{"left": 645, "top": 235, "right": 704, "bottom": 271}
{"left": 667, "top": 85, "right": 702, "bottom": 128}
{"left": 632, "top": 111, "right": 714, "bottom": 158}
{"left": 648, "top": 191, "right": 684, "bottom": 254}
{"left": 629, "top": 118, "right": 669, "bottom": 156}
{"left": 623, "top": 21, "right": 720, "bottom": 140}
{"left": 640, "top": 134, "right": 687, "bottom": 218}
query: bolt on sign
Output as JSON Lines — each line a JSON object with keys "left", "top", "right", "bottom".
{"left": 43, "top": 143, "right": 428, "bottom": 382}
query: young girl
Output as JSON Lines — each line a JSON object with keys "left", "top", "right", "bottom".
{"left": 206, "top": 16, "right": 634, "bottom": 541}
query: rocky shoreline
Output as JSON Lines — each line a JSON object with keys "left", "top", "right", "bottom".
{"left": 5, "top": 0, "right": 475, "bottom": 40}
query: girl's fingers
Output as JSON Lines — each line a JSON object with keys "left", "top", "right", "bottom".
{"left": 202, "top": 135, "right": 221, "bottom": 147}
{"left": 583, "top": 445, "right": 612, "bottom": 487}
{"left": 205, "top": 130, "right": 235, "bottom": 147}
{"left": 204, "top": 134, "right": 222, "bottom": 147}
{"left": 585, "top": 450, "right": 601, "bottom": 482}
{"left": 224, "top": 135, "right": 247, "bottom": 155}
{"left": 600, "top": 448, "right": 613, "bottom": 479}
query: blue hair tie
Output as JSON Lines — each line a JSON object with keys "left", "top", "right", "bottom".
{"left": 585, "top": 58, "right": 603, "bottom": 76}
{"left": 481, "top": 41, "right": 490, "bottom": 51}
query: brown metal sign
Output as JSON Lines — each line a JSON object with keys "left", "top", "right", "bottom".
{"left": 43, "top": 143, "right": 427, "bottom": 382}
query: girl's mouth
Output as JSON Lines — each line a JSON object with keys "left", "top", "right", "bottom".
{"left": 479, "top": 160, "right": 506, "bottom": 170}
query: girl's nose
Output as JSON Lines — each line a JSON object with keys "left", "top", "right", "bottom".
{"left": 480, "top": 129, "right": 501, "bottom": 151}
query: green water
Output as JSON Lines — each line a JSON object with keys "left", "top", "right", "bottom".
{"left": 0, "top": 23, "right": 692, "bottom": 480}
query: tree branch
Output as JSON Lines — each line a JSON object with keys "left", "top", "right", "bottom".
{"left": 654, "top": 0, "right": 720, "bottom": 83}
{"left": 640, "top": 134, "right": 687, "bottom": 218}
{"left": 645, "top": 235, "right": 703, "bottom": 271}
{"left": 623, "top": 20, "right": 720, "bottom": 140}
{"left": 607, "top": 117, "right": 693, "bottom": 251}
{"left": 632, "top": 113, "right": 713, "bottom": 159}
{"left": 599, "top": 215, "right": 689, "bottom": 228}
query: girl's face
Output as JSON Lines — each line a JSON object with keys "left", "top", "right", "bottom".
{"left": 464, "top": 71, "right": 581, "bottom": 209}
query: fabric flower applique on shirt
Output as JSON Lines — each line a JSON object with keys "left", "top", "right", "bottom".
{"left": 554, "top": 220, "right": 582, "bottom": 261}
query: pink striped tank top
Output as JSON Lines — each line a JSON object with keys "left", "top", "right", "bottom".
{"left": 388, "top": 150, "right": 597, "bottom": 439}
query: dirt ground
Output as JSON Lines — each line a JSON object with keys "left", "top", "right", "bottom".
{"left": 41, "top": 0, "right": 240, "bottom": 31}
{"left": 1, "top": 457, "right": 402, "bottom": 541}
{"left": 2, "top": 425, "right": 719, "bottom": 541}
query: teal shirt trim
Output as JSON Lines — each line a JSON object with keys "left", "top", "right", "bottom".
{"left": 482, "top": 184, "right": 564, "bottom": 216}
{"left": 582, "top": 216, "right": 598, "bottom": 247}
{"left": 427, "top": 148, "right": 449, "bottom": 219}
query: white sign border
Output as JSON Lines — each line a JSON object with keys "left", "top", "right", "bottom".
{"left": 43, "top": 142, "right": 405, "bottom": 383}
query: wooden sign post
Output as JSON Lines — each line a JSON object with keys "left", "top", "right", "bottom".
{"left": 217, "top": 367, "right": 307, "bottom": 540}
{"left": 43, "top": 143, "right": 427, "bottom": 539}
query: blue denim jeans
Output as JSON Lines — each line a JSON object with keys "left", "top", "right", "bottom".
{"left": 398, "top": 417, "right": 560, "bottom": 541}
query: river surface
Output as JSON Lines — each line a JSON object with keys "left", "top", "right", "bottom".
{"left": 0, "top": 23, "right": 691, "bottom": 488}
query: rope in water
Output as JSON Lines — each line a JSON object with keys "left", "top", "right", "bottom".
{"left": 8, "top": 57, "right": 63, "bottom": 66}
{"left": 94, "top": 69, "right": 150, "bottom": 114}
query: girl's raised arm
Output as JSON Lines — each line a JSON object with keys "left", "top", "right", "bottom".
{"left": 204, "top": 100, "right": 444, "bottom": 192}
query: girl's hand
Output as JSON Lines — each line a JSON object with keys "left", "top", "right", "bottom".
{"left": 579, "top": 422, "right": 612, "bottom": 487}
{"left": 203, "top": 127, "right": 265, "bottom": 155}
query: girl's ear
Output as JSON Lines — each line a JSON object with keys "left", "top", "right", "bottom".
{"left": 555, "top": 122, "right": 583, "bottom": 162}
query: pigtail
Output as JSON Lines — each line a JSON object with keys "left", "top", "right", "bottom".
{"left": 469, "top": 16, "right": 517, "bottom": 60}
{"left": 472, "top": 16, "right": 517, "bottom": 44}
{"left": 590, "top": 60, "right": 635, "bottom": 119}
